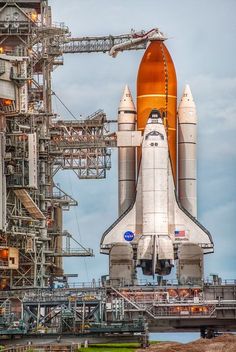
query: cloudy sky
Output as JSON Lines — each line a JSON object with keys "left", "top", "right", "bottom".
{"left": 49, "top": 0, "right": 236, "bottom": 283}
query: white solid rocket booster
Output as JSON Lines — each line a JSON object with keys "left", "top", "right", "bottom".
{"left": 118, "top": 85, "right": 136, "bottom": 215}
{"left": 178, "top": 85, "right": 197, "bottom": 217}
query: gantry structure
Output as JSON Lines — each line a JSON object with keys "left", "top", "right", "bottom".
{"left": 0, "top": 0, "right": 160, "bottom": 290}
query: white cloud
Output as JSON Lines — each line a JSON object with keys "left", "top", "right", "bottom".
{"left": 193, "top": 75, "right": 236, "bottom": 132}
{"left": 201, "top": 201, "right": 236, "bottom": 278}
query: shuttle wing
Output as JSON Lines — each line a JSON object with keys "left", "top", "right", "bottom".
{"left": 100, "top": 169, "right": 143, "bottom": 254}
{"left": 100, "top": 201, "right": 136, "bottom": 254}
{"left": 174, "top": 197, "right": 214, "bottom": 254}
{"left": 168, "top": 162, "right": 214, "bottom": 254}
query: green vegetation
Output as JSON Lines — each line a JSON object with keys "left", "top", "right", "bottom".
{"left": 79, "top": 349, "right": 135, "bottom": 352}
{"left": 78, "top": 342, "right": 139, "bottom": 352}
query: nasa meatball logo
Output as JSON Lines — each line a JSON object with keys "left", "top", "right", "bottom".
{"left": 124, "top": 231, "right": 134, "bottom": 241}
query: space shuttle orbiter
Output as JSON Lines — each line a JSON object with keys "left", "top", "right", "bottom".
{"left": 101, "top": 109, "right": 213, "bottom": 277}
{"left": 100, "top": 38, "right": 213, "bottom": 283}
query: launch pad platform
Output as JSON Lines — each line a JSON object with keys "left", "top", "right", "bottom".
{"left": 0, "top": 279, "right": 236, "bottom": 344}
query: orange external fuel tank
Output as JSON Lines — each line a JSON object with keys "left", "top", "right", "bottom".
{"left": 137, "top": 40, "right": 177, "bottom": 181}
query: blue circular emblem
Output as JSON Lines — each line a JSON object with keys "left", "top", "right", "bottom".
{"left": 124, "top": 231, "right": 134, "bottom": 241}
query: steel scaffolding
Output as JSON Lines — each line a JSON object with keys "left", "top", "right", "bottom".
{"left": 0, "top": 0, "right": 153, "bottom": 290}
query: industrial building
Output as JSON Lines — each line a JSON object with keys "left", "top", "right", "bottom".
{"left": 0, "top": 0, "right": 152, "bottom": 291}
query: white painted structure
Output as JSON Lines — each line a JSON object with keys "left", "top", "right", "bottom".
{"left": 118, "top": 85, "right": 136, "bottom": 215}
{"left": 178, "top": 85, "right": 197, "bottom": 217}
{"left": 101, "top": 110, "right": 213, "bottom": 276}
{"left": 138, "top": 113, "right": 174, "bottom": 275}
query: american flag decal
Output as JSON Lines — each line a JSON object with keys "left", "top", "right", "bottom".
{"left": 175, "top": 230, "right": 186, "bottom": 237}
